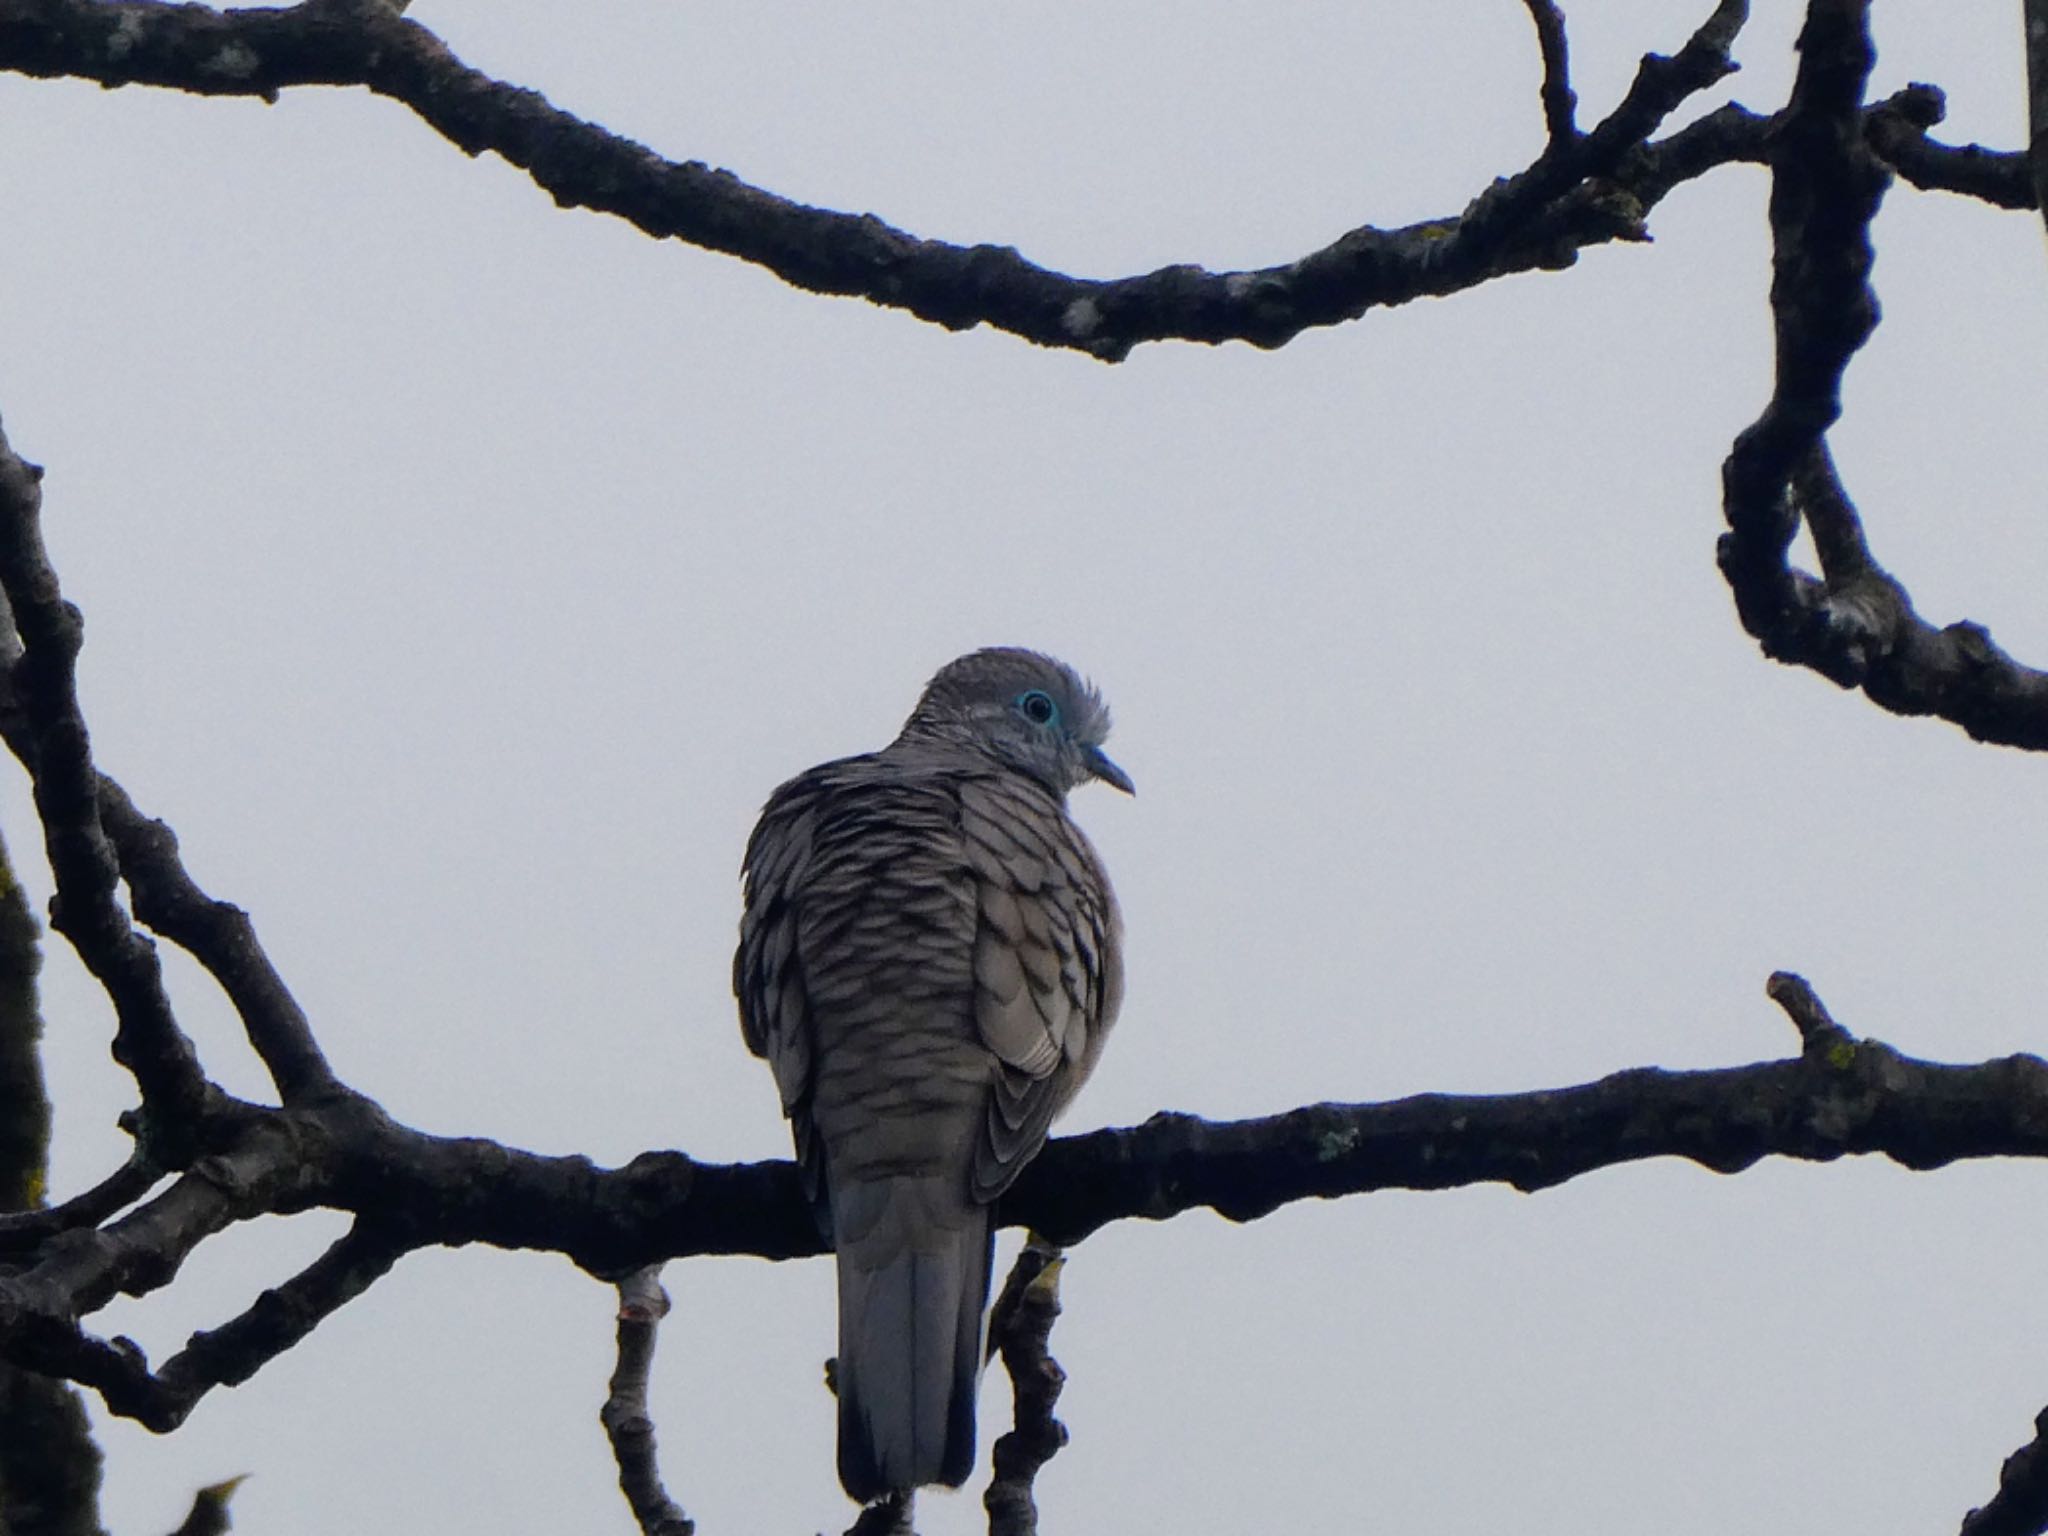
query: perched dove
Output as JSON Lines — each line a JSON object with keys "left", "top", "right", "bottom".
{"left": 735, "top": 647, "right": 1129, "bottom": 1504}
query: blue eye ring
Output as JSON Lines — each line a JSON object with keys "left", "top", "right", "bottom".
{"left": 1016, "top": 689, "right": 1059, "bottom": 726}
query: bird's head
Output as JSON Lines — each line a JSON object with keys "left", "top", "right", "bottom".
{"left": 899, "top": 647, "right": 1133, "bottom": 799}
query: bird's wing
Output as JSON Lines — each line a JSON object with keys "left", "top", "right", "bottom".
{"left": 735, "top": 759, "right": 841, "bottom": 1205}
{"left": 738, "top": 757, "right": 989, "bottom": 1211}
{"left": 959, "top": 774, "right": 1123, "bottom": 1204}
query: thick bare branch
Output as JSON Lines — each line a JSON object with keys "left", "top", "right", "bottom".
{"left": 1964, "top": 1404, "right": 2048, "bottom": 1536}
{"left": 9, "top": 964, "right": 2048, "bottom": 1432}
{"left": 0, "top": 0, "right": 1752, "bottom": 360}
{"left": 1014, "top": 1018, "right": 2048, "bottom": 1245}
{"left": 1707, "top": 2, "right": 2048, "bottom": 749}
{"left": 223, "top": 998, "right": 2048, "bottom": 1257}
{"left": 1727, "top": 373, "right": 2048, "bottom": 744}
{"left": 0, "top": 0, "right": 2018, "bottom": 375}
{"left": 1719, "top": 0, "right": 1882, "bottom": 601}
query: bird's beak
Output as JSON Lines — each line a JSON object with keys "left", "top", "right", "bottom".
{"left": 1083, "top": 744, "right": 1135, "bottom": 795}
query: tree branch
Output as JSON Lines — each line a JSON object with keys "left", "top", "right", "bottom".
{"left": 1013, "top": 1007, "right": 2048, "bottom": 1245}
{"left": 1724, "top": 328, "right": 2048, "bottom": 746}
{"left": 1719, "top": 0, "right": 1882, "bottom": 598}
{"left": 0, "top": 1115, "right": 311, "bottom": 1429}
{"left": 0, "top": 0, "right": 1757, "bottom": 360}
{"left": 1, "top": 15, "right": 2046, "bottom": 1514}
{"left": 2026, "top": 0, "right": 2048, "bottom": 232}
{"left": 0, "top": 1145, "right": 161, "bottom": 1255}
{"left": 0, "top": 0, "right": 2023, "bottom": 374}
{"left": 1520, "top": 0, "right": 1579, "bottom": 146}
{"left": 600, "top": 1266, "right": 694, "bottom": 1536}
{"left": 983, "top": 1237, "right": 1068, "bottom": 1536}
{"left": 0, "top": 424, "right": 333, "bottom": 1110}
{"left": 1765, "top": 968, "right": 1854, "bottom": 1056}
{"left": 7, "top": 964, "right": 2048, "bottom": 1428}
{"left": 1577, "top": 0, "right": 1747, "bottom": 172}
{"left": 94, "top": 774, "right": 336, "bottom": 1104}
{"left": 152, "top": 1219, "right": 405, "bottom": 1406}
{"left": 1865, "top": 84, "right": 2035, "bottom": 208}
{"left": 1964, "top": 1404, "right": 2048, "bottom": 1536}
{"left": 0, "top": 422, "right": 212, "bottom": 1125}
{"left": 1710, "top": 2, "right": 2048, "bottom": 749}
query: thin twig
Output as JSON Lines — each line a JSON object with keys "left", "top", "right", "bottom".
{"left": 155, "top": 1219, "right": 406, "bottom": 1401}
{"left": 1447, "top": 0, "right": 1747, "bottom": 266}
{"left": 600, "top": 1266, "right": 693, "bottom": 1536}
{"left": 1521, "top": 0, "right": 1579, "bottom": 144}
{"left": 0, "top": 1146, "right": 163, "bottom": 1253}
{"left": 2025, "top": 0, "right": 2048, "bottom": 232}
{"left": 164, "top": 1475, "right": 249, "bottom": 1536}
{"left": 0, "top": 437, "right": 331, "bottom": 1106}
{"left": 96, "top": 774, "right": 335, "bottom": 1103}
{"left": 1791, "top": 442, "right": 1874, "bottom": 582}
{"left": 1865, "top": 84, "right": 2034, "bottom": 208}
{"left": 983, "top": 1236, "right": 1069, "bottom": 1536}
{"left": 1764, "top": 971, "right": 1854, "bottom": 1057}
{"left": 0, "top": 418, "right": 211, "bottom": 1123}
{"left": 1575, "top": 0, "right": 1747, "bottom": 170}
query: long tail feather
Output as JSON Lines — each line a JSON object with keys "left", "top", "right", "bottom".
{"left": 832, "top": 1178, "right": 994, "bottom": 1502}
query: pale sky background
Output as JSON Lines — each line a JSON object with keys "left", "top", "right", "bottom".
{"left": 3, "top": 3, "right": 2047, "bottom": 1532}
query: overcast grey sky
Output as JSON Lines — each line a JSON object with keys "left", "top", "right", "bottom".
{"left": 4, "top": 2, "right": 2047, "bottom": 1531}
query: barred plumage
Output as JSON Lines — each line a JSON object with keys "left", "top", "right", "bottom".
{"left": 735, "top": 648, "right": 1127, "bottom": 1504}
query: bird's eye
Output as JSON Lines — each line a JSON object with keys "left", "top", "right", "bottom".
{"left": 1016, "top": 689, "right": 1058, "bottom": 726}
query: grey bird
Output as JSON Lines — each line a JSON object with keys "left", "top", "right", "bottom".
{"left": 734, "top": 647, "right": 1129, "bottom": 1504}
